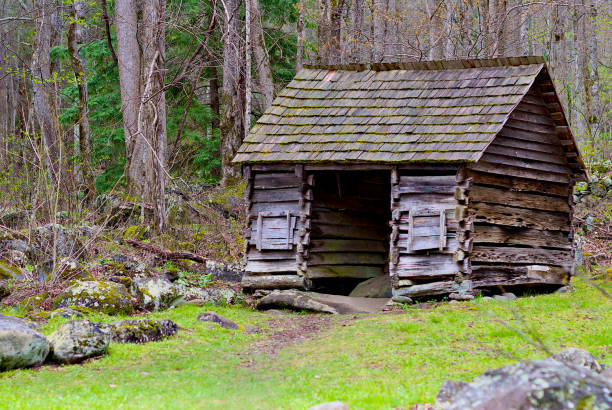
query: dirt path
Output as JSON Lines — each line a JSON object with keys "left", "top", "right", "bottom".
{"left": 239, "top": 312, "right": 364, "bottom": 368}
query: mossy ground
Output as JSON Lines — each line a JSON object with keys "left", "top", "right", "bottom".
{"left": 1, "top": 278, "right": 610, "bottom": 409}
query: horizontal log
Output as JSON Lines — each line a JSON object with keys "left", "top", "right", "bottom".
{"left": 504, "top": 118, "right": 558, "bottom": 137}
{"left": 469, "top": 202, "right": 570, "bottom": 231}
{"left": 470, "top": 264, "right": 569, "bottom": 287}
{"left": 395, "top": 194, "right": 457, "bottom": 210}
{"left": 253, "top": 173, "right": 300, "bottom": 189}
{"left": 310, "top": 223, "right": 389, "bottom": 240}
{"left": 470, "top": 161, "right": 569, "bottom": 183}
{"left": 250, "top": 201, "right": 301, "bottom": 214}
{"left": 392, "top": 280, "right": 472, "bottom": 297}
{"left": 470, "top": 246, "right": 573, "bottom": 265}
{"left": 242, "top": 274, "right": 305, "bottom": 289}
{"left": 510, "top": 109, "right": 555, "bottom": 127}
{"left": 397, "top": 235, "right": 459, "bottom": 254}
{"left": 392, "top": 254, "right": 459, "bottom": 278}
{"left": 307, "top": 265, "right": 383, "bottom": 279}
{"left": 308, "top": 252, "right": 387, "bottom": 266}
{"left": 252, "top": 188, "right": 301, "bottom": 203}
{"left": 246, "top": 259, "right": 297, "bottom": 274}
{"left": 396, "top": 175, "right": 457, "bottom": 194}
{"left": 247, "top": 250, "right": 297, "bottom": 261}
{"left": 467, "top": 171, "right": 569, "bottom": 196}
{"left": 309, "top": 239, "right": 387, "bottom": 253}
{"left": 470, "top": 185, "right": 570, "bottom": 213}
{"left": 471, "top": 224, "right": 571, "bottom": 249}
{"left": 311, "top": 208, "right": 382, "bottom": 227}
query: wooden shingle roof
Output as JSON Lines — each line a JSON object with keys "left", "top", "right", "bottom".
{"left": 234, "top": 56, "right": 578, "bottom": 166}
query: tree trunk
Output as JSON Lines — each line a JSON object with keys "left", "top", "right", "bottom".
{"left": 350, "top": 0, "right": 364, "bottom": 63}
{"left": 317, "top": 0, "right": 331, "bottom": 64}
{"left": 251, "top": 0, "right": 274, "bottom": 111}
{"left": 245, "top": 0, "right": 252, "bottom": 137}
{"left": 220, "top": 0, "right": 245, "bottom": 186}
{"left": 296, "top": 0, "right": 305, "bottom": 71}
{"left": 115, "top": 0, "right": 168, "bottom": 232}
{"left": 31, "top": 0, "right": 63, "bottom": 184}
{"left": 67, "top": 0, "right": 96, "bottom": 201}
{"left": 209, "top": 67, "right": 220, "bottom": 131}
{"left": 329, "top": 0, "right": 344, "bottom": 64}
{"left": 426, "top": 0, "right": 444, "bottom": 59}
{"left": 372, "top": 0, "right": 384, "bottom": 62}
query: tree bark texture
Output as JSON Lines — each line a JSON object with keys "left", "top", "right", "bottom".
{"left": 251, "top": 0, "right": 274, "bottom": 111}
{"left": 296, "top": 0, "right": 305, "bottom": 71}
{"left": 220, "top": 0, "right": 245, "bottom": 186}
{"left": 31, "top": 0, "right": 63, "bottom": 183}
{"left": 115, "top": 0, "right": 168, "bottom": 232}
{"left": 67, "top": 0, "right": 96, "bottom": 201}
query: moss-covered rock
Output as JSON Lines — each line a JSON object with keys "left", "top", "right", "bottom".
{"left": 47, "top": 320, "right": 110, "bottom": 364}
{"left": 0, "top": 260, "right": 23, "bottom": 281}
{"left": 132, "top": 277, "right": 182, "bottom": 311}
{"left": 110, "top": 319, "right": 178, "bottom": 343}
{"left": 0, "top": 280, "right": 8, "bottom": 300}
{"left": 177, "top": 286, "right": 239, "bottom": 306}
{"left": 122, "top": 225, "right": 150, "bottom": 240}
{"left": 0, "top": 314, "right": 50, "bottom": 370}
{"left": 54, "top": 280, "right": 134, "bottom": 315}
{"left": 48, "top": 258, "right": 93, "bottom": 282}
{"left": 28, "top": 307, "right": 85, "bottom": 322}
{"left": 16, "top": 293, "right": 49, "bottom": 313}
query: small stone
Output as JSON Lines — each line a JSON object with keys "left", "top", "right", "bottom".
{"left": 0, "top": 280, "right": 9, "bottom": 300}
{"left": 391, "top": 295, "right": 414, "bottom": 304}
{"left": 449, "top": 300, "right": 458, "bottom": 304}
{"left": 349, "top": 276, "right": 391, "bottom": 298}
{"left": 0, "top": 314, "right": 50, "bottom": 370}
{"left": 308, "top": 402, "right": 349, "bottom": 410}
{"left": 252, "top": 289, "right": 271, "bottom": 299}
{"left": 197, "top": 312, "right": 240, "bottom": 330}
{"left": 501, "top": 292, "right": 517, "bottom": 300}
{"left": 481, "top": 296, "right": 494, "bottom": 301}
{"left": 449, "top": 293, "right": 475, "bottom": 301}
{"left": 555, "top": 285, "right": 571, "bottom": 293}
{"left": 47, "top": 320, "right": 110, "bottom": 364}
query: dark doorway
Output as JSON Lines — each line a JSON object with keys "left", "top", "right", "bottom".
{"left": 306, "top": 171, "right": 391, "bottom": 295}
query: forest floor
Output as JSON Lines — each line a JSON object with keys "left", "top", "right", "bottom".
{"left": 1, "top": 277, "right": 610, "bottom": 410}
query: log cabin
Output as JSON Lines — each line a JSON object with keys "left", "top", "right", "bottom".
{"left": 233, "top": 56, "right": 587, "bottom": 299}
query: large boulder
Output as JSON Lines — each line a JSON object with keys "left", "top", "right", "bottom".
{"left": 30, "top": 224, "right": 82, "bottom": 265}
{"left": 0, "top": 314, "right": 50, "bottom": 371}
{"left": 47, "top": 320, "right": 110, "bottom": 364}
{"left": 110, "top": 319, "right": 178, "bottom": 343}
{"left": 434, "top": 350, "right": 611, "bottom": 409}
{"left": 132, "top": 277, "right": 182, "bottom": 311}
{"left": 55, "top": 280, "right": 134, "bottom": 315}
{"left": 0, "top": 280, "right": 9, "bottom": 300}
{"left": 349, "top": 276, "right": 392, "bottom": 298}
{"left": 551, "top": 347, "right": 603, "bottom": 373}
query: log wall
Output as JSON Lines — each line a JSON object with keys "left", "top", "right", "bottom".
{"left": 241, "top": 167, "right": 309, "bottom": 290}
{"left": 465, "top": 87, "right": 574, "bottom": 289}
{"left": 306, "top": 171, "right": 390, "bottom": 291}
{"left": 389, "top": 166, "right": 471, "bottom": 298}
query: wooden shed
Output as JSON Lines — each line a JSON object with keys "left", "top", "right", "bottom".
{"left": 234, "top": 56, "right": 586, "bottom": 299}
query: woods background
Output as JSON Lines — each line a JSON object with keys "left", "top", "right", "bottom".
{"left": 0, "top": 0, "right": 609, "bottom": 233}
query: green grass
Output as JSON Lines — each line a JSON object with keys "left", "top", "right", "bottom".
{"left": 1, "top": 279, "right": 611, "bottom": 409}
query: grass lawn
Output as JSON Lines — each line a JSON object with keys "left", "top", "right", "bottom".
{"left": 1, "top": 279, "right": 611, "bottom": 409}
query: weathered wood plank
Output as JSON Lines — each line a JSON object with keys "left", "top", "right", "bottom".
{"left": 470, "top": 162, "right": 569, "bottom": 183}
{"left": 309, "top": 239, "right": 387, "bottom": 253}
{"left": 252, "top": 188, "right": 302, "bottom": 203}
{"left": 395, "top": 194, "right": 457, "bottom": 209}
{"left": 470, "top": 246, "right": 573, "bottom": 265}
{"left": 307, "top": 265, "right": 383, "bottom": 279}
{"left": 248, "top": 250, "right": 297, "bottom": 261}
{"left": 246, "top": 259, "right": 297, "bottom": 273}
{"left": 397, "top": 175, "right": 457, "bottom": 194}
{"left": 308, "top": 252, "right": 388, "bottom": 266}
{"left": 480, "top": 153, "right": 570, "bottom": 175}
{"left": 486, "top": 144, "right": 567, "bottom": 165}
{"left": 250, "top": 201, "right": 302, "bottom": 214}
{"left": 242, "top": 274, "right": 305, "bottom": 289}
{"left": 392, "top": 254, "right": 458, "bottom": 278}
{"left": 470, "top": 185, "right": 570, "bottom": 212}
{"left": 467, "top": 170, "right": 569, "bottom": 196}
{"left": 469, "top": 202, "right": 570, "bottom": 231}
{"left": 471, "top": 224, "right": 571, "bottom": 249}
{"left": 253, "top": 173, "right": 300, "bottom": 189}
{"left": 494, "top": 134, "right": 565, "bottom": 155}
{"left": 398, "top": 235, "right": 459, "bottom": 254}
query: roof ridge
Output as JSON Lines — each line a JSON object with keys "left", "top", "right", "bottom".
{"left": 304, "top": 56, "right": 545, "bottom": 72}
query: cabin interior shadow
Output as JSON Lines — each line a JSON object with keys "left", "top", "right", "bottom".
{"left": 307, "top": 170, "right": 391, "bottom": 295}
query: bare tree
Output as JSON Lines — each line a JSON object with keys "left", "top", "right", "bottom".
{"left": 251, "top": 0, "right": 274, "bottom": 110}
{"left": 220, "top": 0, "right": 245, "bottom": 186}
{"left": 296, "top": 0, "right": 305, "bottom": 71}
{"left": 67, "top": 0, "right": 96, "bottom": 201}
{"left": 115, "top": 0, "right": 168, "bottom": 231}
{"left": 31, "top": 0, "right": 63, "bottom": 183}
